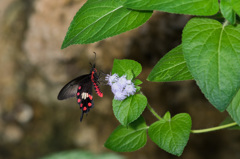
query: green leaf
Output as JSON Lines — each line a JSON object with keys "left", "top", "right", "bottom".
{"left": 40, "top": 150, "right": 125, "bottom": 159}
{"left": 148, "top": 113, "right": 192, "bottom": 156}
{"left": 134, "top": 79, "right": 142, "bottom": 92}
{"left": 232, "top": 0, "right": 240, "bottom": 17}
{"left": 124, "top": 0, "right": 219, "bottom": 16}
{"left": 147, "top": 45, "right": 193, "bottom": 82}
{"left": 220, "top": 0, "right": 236, "bottom": 24}
{"left": 104, "top": 116, "right": 148, "bottom": 152}
{"left": 40, "top": 151, "right": 92, "bottom": 159}
{"left": 125, "top": 69, "right": 134, "bottom": 80}
{"left": 113, "top": 94, "right": 147, "bottom": 125}
{"left": 227, "top": 88, "right": 240, "bottom": 126}
{"left": 61, "top": 0, "right": 152, "bottom": 48}
{"left": 134, "top": 79, "right": 143, "bottom": 85}
{"left": 163, "top": 111, "right": 171, "bottom": 121}
{"left": 112, "top": 59, "right": 142, "bottom": 78}
{"left": 182, "top": 18, "right": 240, "bottom": 111}
{"left": 135, "top": 86, "right": 141, "bottom": 92}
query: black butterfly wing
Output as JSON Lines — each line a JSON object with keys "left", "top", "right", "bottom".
{"left": 76, "top": 79, "right": 94, "bottom": 121}
{"left": 57, "top": 74, "right": 90, "bottom": 100}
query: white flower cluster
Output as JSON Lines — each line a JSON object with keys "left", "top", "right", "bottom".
{"left": 105, "top": 73, "right": 136, "bottom": 101}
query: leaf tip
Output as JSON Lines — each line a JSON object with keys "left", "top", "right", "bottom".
{"left": 61, "top": 40, "right": 68, "bottom": 49}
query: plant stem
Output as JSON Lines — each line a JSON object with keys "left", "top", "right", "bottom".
{"left": 140, "top": 91, "right": 162, "bottom": 120}
{"left": 191, "top": 122, "right": 238, "bottom": 134}
{"left": 147, "top": 103, "right": 162, "bottom": 120}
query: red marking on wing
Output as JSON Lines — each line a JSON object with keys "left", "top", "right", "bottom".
{"left": 91, "top": 71, "right": 103, "bottom": 97}
{"left": 88, "top": 102, "right": 92, "bottom": 107}
{"left": 88, "top": 94, "right": 93, "bottom": 100}
{"left": 97, "top": 91, "right": 103, "bottom": 97}
{"left": 77, "top": 92, "right": 80, "bottom": 96}
{"left": 83, "top": 107, "right": 87, "bottom": 111}
{"left": 80, "top": 103, "right": 83, "bottom": 108}
{"left": 91, "top": 71, "right": 95, "bottom": 81}
{"left": 77, "top": 99, "right": 81, "bottom": 103}
{"left": 78, "top": 86, "right": 81, "bottom": 90}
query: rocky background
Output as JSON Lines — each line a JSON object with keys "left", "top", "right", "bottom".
{"left": 0, "top": 0, "right": 240, "bottom": 159}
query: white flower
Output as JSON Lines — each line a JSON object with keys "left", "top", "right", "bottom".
{"left": 117, "top": 75, "right": 128, "bottom": 87}
{"left": 114, "top": 91, "right": 127, "bottom": 101}
{"left": 126, "top": 80, "right": 132, "bottom": 85}
{"left": 124, "top": 83, "right": 136, "bottom": 96}
{"left": 105, "top": 73, "right": 137, "bottom": 101}
{"left": 111, "top": 82, "right": 123, "bottom": 94}
{"left": 105, "top": 73, "right": 118, "bottom": 86}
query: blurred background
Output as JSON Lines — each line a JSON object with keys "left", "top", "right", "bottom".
{"left": 0, "top": 0, "right": 240, "bottom": 159}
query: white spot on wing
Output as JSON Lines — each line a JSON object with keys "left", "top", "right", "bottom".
{"left": 81, "top": 92, "right": 88, "bottom": 99}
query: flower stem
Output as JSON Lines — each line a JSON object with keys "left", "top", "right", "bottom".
{"left": 139, "top": 91, "right": 162, "bottom": 120}
{"left": 147, "top": 103, "right": 162, "bottom": 120}
{"left": 191, "top": 122, "right": 238, "bottom": 134}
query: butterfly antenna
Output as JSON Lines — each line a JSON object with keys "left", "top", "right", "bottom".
{"left": 93, "top": 52, "right": 96, "bottom": 60}
{"left": 89, "top": 52, "right": 97, "bottom": 67}
{"left": 93, "top": 52, "right": 97, "bottom": 65}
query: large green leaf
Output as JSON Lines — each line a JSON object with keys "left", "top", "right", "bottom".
{"left": 232, "top": 0, "right": 240, "bottom": 17}
{"left": 104, "top": 116, "right": 147, "bottom": 152}
{"left": 147, "top": 45, "right": 193, "bottom": 82}
{"left": 112, "top": 59, "right": 142, "bottom": 78}
{"left": 220, "top": 0, "right": 236, "bottom": 24}
{"left": 148, "top": 113, "right": 192, "bottom": 156}
{"left": 61, "top": 0, "right": 152, "bottom": 48}
{"left": 182, "top": 18, "right": 240, "bottom": 111}
{"left": 227, "top": 88, "right": 240, "bottom": 126}
{"left": 112, "top": 94, "right": 147, "bottom": 126}
{"left": 124, "top": 0, "right": 219, "bottom": 16}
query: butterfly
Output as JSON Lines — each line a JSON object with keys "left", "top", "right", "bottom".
{"left": 57, "top": 62, "right": 103, "bottom": 121}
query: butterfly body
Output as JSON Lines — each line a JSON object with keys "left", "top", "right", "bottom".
{"left": 58, "top": 64, "right": 103, "bottom": 121}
